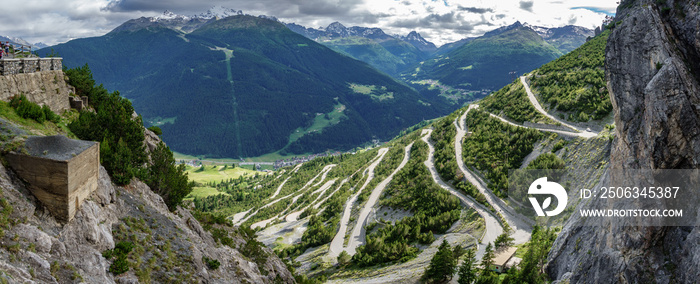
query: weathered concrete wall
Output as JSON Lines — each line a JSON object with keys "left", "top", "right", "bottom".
{"left": 6, "top": 153, "right": 71, "bottom": 220}
{"left": 67, "top": 143, "right": 99, "bottom": 220}
{"left": 0, "top": 70, "right": 73, "bottom": 113}
{"left": 6, "top": 139, "right": 99, "bottom": 222}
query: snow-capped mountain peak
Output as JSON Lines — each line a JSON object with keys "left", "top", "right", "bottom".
{"left": 153, "top": 10, "right": 190, "bottom": 21}
{"left": 198, "top": 6, "right": 243, "bottom": 19}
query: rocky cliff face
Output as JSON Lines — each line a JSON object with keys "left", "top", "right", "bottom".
{"left": 0, "top": 164, "right": 295, "bottom": 283}
{"left": 547, "top": 0, "right": 700, "bottom": 283}
{"left": 0, "top": 70, "right": 73, "bottom": 113}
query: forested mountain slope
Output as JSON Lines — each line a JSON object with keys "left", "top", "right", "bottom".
{"left": 42, "top": 15, "right": 448, "bottom": 158}
{"left": 401, "top": 22, "right": 563, "bottom": 103}
{"left": 286, "top": 22, "right": 430, "bottom": 76}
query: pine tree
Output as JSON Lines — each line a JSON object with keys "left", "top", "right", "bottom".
{"left": 457, "top": 248, "right": 477, "bottom": 284}
{"left": 337, "top": 251, "right": 351, "bottom": 267}
{"left": 481, "top": 243, "right": 495, "bottom": 273}
{"left": 422, "top": 240, "right": 457, "bottom": 283}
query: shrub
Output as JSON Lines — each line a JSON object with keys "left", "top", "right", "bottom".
{"left": 551, "top": 140, "right": 567, "bottom": 153}
{"left": 103, "top": 241, "right": 134, "bottom": 275}
{"left": 147, "top": 125, "right": 163, "bottom": 135}
{"left": 9, "top": 95, "right": 59, "bottom": 123}
{"left": 203, "top": 256, "right": 221, "bottom": 270}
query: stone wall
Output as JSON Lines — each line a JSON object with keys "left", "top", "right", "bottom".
{"left": 50, "top": 58, "right": 62, "bottom": 71}
{"left": 20, "top": 58, "right": 39, "bottom": 73}
{"left": 38, "top": 58, "right": 51, "bottom": 72}
{"left": 0, "top": 59, "right": 20, "bottom": 75}
{"left": 0, "top": 58, "right": 62, "bottom": 76}
{"left": 0, "top": 70, "right": 73, "bottom": 113}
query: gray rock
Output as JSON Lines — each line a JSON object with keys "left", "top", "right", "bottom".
{"left": 11, "top": 224, "right": 52, "bottom": 253}
{"left": 547, "top": 1, "right": 700, "bottom": 283}
{"left": 91, "top": 166, "right": 116, "bottom": 206}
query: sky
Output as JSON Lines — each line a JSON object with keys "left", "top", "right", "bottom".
{"left": 0, "top": 0, "right": 618, "bottom": 47}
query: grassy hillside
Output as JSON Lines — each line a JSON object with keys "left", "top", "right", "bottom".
{"left": 529, "top": 30, "right": 612, "bottom": 121}
{"left": 43, "top": 15, "right": 449, "bottom": 159}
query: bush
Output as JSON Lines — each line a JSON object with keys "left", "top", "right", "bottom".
{"left": 551, "top": 140, "right": 567, "bottom": 153}
{"left": 337, "top": 251, "right": 351, "bottom": 267}
{"left": 103, "top": 241, "right": 134, "bottom": 275}
{"left": 148, "top": 125, "right": 163, "bottom": 135}
{"left": 202, "top": 256, "right": 221, "bottom": 270}
{"left": 9, "top": 95, "right": 60, "bottom": 124}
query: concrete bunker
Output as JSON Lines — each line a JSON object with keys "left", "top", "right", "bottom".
{"left": 6, "top": 135, "right": 99, "bottom": 222}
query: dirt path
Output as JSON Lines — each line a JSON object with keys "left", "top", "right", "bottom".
{"left": 328, "top": 148, "right": 389, "bottom": 258}
{"left": 520, "top": 76, "right": 599, "bottom": 137}
{"left": 346, "top": 143, "right": 414, "bottom": 255}
{"left": 285, "top": 179, "right": 337, "bottom": 222}
{"left": 455, "top": 107, "right": 533, "bottom": 245}
{"left": 230, "top": 209, "right": 251, "bottom": 224}
{"left": 421, "top": 129, "right": 502, "bottom": 259}
{"left": 237, "top": 164, "right": 335, "bottom": 227}
{"left": 488, "top": 111, "right": 596, "bottom": 138}
{"left": 268, "top": 176, "right": 292, "bottom": 200}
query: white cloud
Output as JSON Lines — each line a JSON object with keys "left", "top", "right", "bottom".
{"left": 0, "top": 0, "right": 618, "bottom": 47}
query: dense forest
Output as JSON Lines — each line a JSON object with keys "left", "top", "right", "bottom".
{"left": 462, "top": 110, "right": 544, "bottom": 197}
{"left": 529, "top": 30, "right": 612, "bottom": 121}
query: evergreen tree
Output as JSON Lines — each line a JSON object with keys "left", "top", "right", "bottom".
{"left": 457, "top": 248, "right": 477, "bottom": 284}
{"left": 480, "top": 243, "right": 495, "bottom": 274}
{"left": 147, "top": 142, "right": 194, "bottom": 210}
{"left": 422, "top": 240, "right": 457, "bottom": 283}
{"left": 494, "top": 232, "right": 515, "bottom": 250}
{"left": 337, "top": 251, "right": 351, "bottom": 267}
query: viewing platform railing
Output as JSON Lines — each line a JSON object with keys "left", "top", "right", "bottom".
{"left": 0, "top": 41, "right": 63, "bottom": 76}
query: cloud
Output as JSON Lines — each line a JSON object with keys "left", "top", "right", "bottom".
{"left": 519, "top": 1, "right": 534, "bottom": 12}
{"left": 458, "top": 6, "right": 494, "bottom": 14}
{"left": 0, "top": 0, "right": 618, "bottom": 47}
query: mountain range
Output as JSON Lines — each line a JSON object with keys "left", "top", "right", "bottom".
{"left": 39, "top": 7, "right": 593, "bottom": 160}
{"left": 401, "top": 21, "right": 591, "bottom": 99}
{"left": 0, "top": 35, "right": 47, "bottom": 49}
{"left": 41, "top": 13, "right": 449, "bottom": 159}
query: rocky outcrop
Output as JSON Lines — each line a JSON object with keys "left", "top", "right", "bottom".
{"left": 0, "top": 163, "right": 295, "bottom": 283}
{"left": 0, "top": 70, "right": 73, "bottom": 113}
{"left": 547, "top": 1, "right": 700, "bottom": 283}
